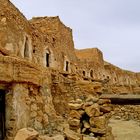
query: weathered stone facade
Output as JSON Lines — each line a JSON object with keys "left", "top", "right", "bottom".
{"left": 0, "top": 0, "right": 140, "bottom": 140}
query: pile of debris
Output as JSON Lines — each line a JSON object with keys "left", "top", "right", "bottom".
{"left": 68, "top": 96, "right": 114, "bottom": 140}
{"left": 112, "top": 105, "right": 140, "bottom": 122}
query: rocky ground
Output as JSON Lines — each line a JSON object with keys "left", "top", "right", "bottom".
{"left": 109, "top": 118, "right": 140, "bottom": 140}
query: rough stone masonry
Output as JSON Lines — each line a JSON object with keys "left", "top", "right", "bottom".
{"left": 0, "top": 0, "right": 140, "bottom": 140}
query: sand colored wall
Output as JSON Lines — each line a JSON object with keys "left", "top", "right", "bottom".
{"left": 0, "top": 1, "right": 140, "bottom": 139}
{"left": 30, "top": 16, "right": 78, "bottom": 72}
{"left": 0, "top": 0, "right": 33, "bottom": 60}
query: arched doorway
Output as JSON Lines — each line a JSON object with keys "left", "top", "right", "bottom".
{"left": 44, "top": 49, "right": 52, "bottom": 68}
{"left": 90, "top": 70, "right": 93, "bottom": 78}
{"left": 83, "top": 71, "right": 86, "bottom": 76}
{"left": 65, "top": 61, "right": 69, "bottom": 72}
{"left": 46, "top": 52, "right": 50, "bottom": 67}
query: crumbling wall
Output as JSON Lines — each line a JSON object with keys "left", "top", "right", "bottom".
{"left": 0, "top": 0, "right": 33, "bottom": 60}
{"left": 30, "top": 17, "right": 78, "bottom": 72}
{"left": 68, "top": 97, "right": 114, "bottom": 140}
{"left": 75, "top": 48, "right": 105, "bottom": 80}
{"left": 5, "top": 82, "right": 58, "bottom": 140}
{"left": 0, "top": 1, "right": 140, "bottom": 140}
{"left": 104, "top": 62, "right": 140, "bottom": 94}
{"left": 75, "top": 48, "right": 104, "bottom": 65}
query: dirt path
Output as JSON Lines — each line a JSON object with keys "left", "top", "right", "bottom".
{"left": 109, "top": 119, "right": 140, "bottom": 140}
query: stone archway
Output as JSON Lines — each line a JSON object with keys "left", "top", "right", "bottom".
{"left": 43, "top": 48, "right": 55, "bottom": 68}
{"left": 65, "top": 61, "right": 69, "bottom": 72}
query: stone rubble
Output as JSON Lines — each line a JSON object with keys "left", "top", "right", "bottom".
{"left": 0, "top": 1, "right": 140, "bottom": 140}
{"left": 68, "top": 97, "right": 114, "bottom": 140}
{"left": 14, "top": 128, "right": 39, "bottom": 140}
{"left": 111, "top": 105, "right": 140, "bottom": 122}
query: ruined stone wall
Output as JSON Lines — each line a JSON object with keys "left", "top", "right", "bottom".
{"left": 0, "top": 0, "right": 33, "bottom": 60}
{"left": 75, "top": 48, "right": 140, "bottom": 94}
{"left": 75, "top": 48, "right": 105, "bottom": 80}
{"left": 51, "top": 70, "right": 105, "bottom": 117}
{"left": 0, "top": 1, "right": 140, "bottom": 140}
{"left": 0, "top": 2, "right": 59, "bottom": 139}
{"left": 5, "top": 82, "right": 58, "bottom": 140}
{"left": 0, "top": 54, "right": 59, "bottom": 139}
{"left": 75, "top": 48, "right": 104, "bottom": 65}
{"left": 30, "top": 17, "right": 78, "bottom": 72}
{"left": 104, "top": 62, "right": 140, "bottom": 94}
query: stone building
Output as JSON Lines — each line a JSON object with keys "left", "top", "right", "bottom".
{"left": 0, "top": 0, "right": 140, "bottom": 140}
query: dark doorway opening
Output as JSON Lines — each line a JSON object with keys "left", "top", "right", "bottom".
{"left": 24, "top": 37, "right": 30, "bottom": 58}
{"left": 46, "top": 53, "right": 50, "bottom": 67}
{"left": 65, "top": 61, "right": 69, "bottom": 72}
{"left": 83, "top": 71, "right": 85, "bottom": 76}
{"left": 0, "top": 90, "right": 5, "bottom": 140}
{"left": 90, "top": 70, "right": 93, "bottom": 78}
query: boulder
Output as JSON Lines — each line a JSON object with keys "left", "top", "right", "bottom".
{"left": 85, "top": 103, "right": 100, "bottom": 117}
{"left": 75, "top": 99, "right": 83, "bottom": 104}
{"left": 83, "top": 102, "right": 93, "bottom": 108}
{"left": 78, "top": 109, "right": 85, "bottom": 116}
{"left": 83, "top": 136, "right": 96, "bottom": 140}
{"left": 39, "top": 135, "right": 53, "bottom": 140}
{"left": 64, "top": 128, "right": 82, "bottom": 140}
{"left": 86, "top": 96, "right": 99, "bottom": 103}
{"left": 90, "top": 127, "right": 106, "bottom": 135}
{"left": 52, "top": 135, "right": 65, "bottom": 140}
{"left": 94, "top": 116, "right": 106, "bottom": 129}
{"left": 39, "top": 135, "right": 64, "bottom": 140}
{"left": 85, "top": 105, "right": 96, "bottom": 117}
{"left": 89, "top": 117, "right": 95, "bottom": 127}
{"left": 68, "top": 118, "right": 80, "bottom": 127}
{"left": 68, "top": 103, "right": 83, "bottom": 110}
{"left": 100, "top": 106, "right": 112, "bottom": 113}
{"left": 69, "top": 110, "right": 81, "bottom": 119}
{"left": 14, "top": 128, "right": 39, "bottom": 140}
{"left": 98, "top": 99, "right": 111, "bottom": 105}
{"left": 82, "top": 128, "right": 87, "bottom": 133}
{"left": 83, "top": 120, "right": 90, "bottom": 128}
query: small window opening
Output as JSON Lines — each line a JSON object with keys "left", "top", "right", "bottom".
{"left": 66, "top": 61, "right": 69, "bottom": 72}
{"left": 52, "top": 38, "right": 55, "bottom": 47}
{"left": 45, "top": 38, "right": 48, "bottom": 42}
{"left": 90, "top": 70, "right": 93, "bottom": 78}
{"left": 46, "top": 53, "right": 50, "bottom": 67}
{"left": 83, "top": 71, "right": 86, "bottom": 76}
{"left": 53, "top": 38, "right": 55, "bottom": 42}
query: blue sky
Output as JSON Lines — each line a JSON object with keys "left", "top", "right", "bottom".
{"left": 10, "top": 0, "right": 140, "bottom": 72}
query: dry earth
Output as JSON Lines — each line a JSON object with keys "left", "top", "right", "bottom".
{"left": 109, "top": 118, "right": 140, "bottom": 140}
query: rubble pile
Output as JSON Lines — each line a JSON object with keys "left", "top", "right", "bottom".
{"left": 68, "top": 96, "right": 114, "bottom": 140}
{"left": 112, "top": 105, "right": 140, "bottom": 122}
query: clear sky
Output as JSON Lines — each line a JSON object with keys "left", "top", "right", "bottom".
{"left": 10, "top": 0, "right": 140, "bottom": 72}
